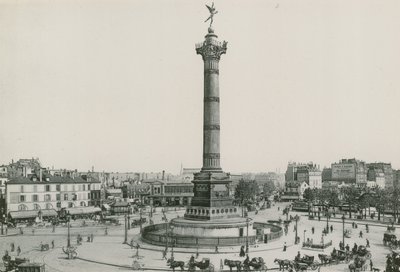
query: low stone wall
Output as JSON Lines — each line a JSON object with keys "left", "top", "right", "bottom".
{"left": 142, "top": 223, "right": 256, "bottom": 247}
{"left": 142, "top": 222, "right": 283, "bottom": 248}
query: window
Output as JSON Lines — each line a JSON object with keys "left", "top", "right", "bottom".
{"left": 34, "top": 203, "right": 41, "bottom": 210}
{"left": 56, "top": 185, "right": 60, "bottom": 191}
{"left": 88, "top": 193, "right": 90, "bottom": 199}
{"left": 88, "top": 184, "right": 91, "bottom": 190}
{"left": 46, "top": 185, "right": 50, "bottom": 192}
{"left": 19, "top": 195, "right": 25, "bottom": 202}
{"left": 72, "top": 193, "right": 77, "bottom": 201}
{"left": 83, "top": 185, "right": 86, "bottom": 191}
{"left": 18, "top": 204, "right": 28, "bottom": 211}
{"left": 33, "top": 195, "right": 38, "bottom": 202}
{"left": 56, "top": 202, "right": 61, "bottom": 208}
{"left": 64, "top": 194, "right": 68, "bottom": 201}
{"left": 56, "top": 194, "right": 60, "bottom": 201}
{"left": 45, "top": 194, "right": 51, "bottom": 201}
{"left": 68, "top": 202, "right": 74, "bottom": 208}
{"left": 80, "top": 201, "right": 86, "bottom": 207}
{"left": 46, "top": 203, "right": 53, "bottom": 209}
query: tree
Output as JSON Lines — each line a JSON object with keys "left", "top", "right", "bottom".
{"left": 342, "top": 186, "right": 360, "bottom": 219}
{"left": 262, "top": 180, "right": 276, "bottom": 200}
{"left": 303, "top": 188, "right": 315, "bottom": 216}
{"left": 234, "top": 179, "right": 259, "bottom": 206}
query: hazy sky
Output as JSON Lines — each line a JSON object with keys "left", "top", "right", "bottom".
{"left": 1, "top": 0, "right": 399, "bottom": 174}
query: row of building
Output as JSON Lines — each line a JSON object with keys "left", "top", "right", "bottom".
{"left": 0, "top": 158, "right": 284, "bottom": 221}
{"left": 282, "top": 158, "right": 400, "bottom": 200}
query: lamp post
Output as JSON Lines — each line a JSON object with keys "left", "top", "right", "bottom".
{"left": 294, "top": 214, "right": 299, "bottom": 245}
{"left": 127, "top": 207, "right": 131, "bottom": 230}
{"left": 0, "top": 208, "right": 4, "bottom": 236}
{"left": 170, "top": 226, "right": 175, "bottom": 258}
{"left": 139, "top": 207, "right": 143, "bottom": 234}
{"left": 303, "top": 230, "right": 307, "bottom": 244}
{"left": 342, "top": 215, "right": 345, "bottom": 247}
{"left": 67, "top": 215, "right": 71, "bottom": 247}
{"left": 123, "top": 214, "right": 128, "bottom": 244}
{"left": 163, "top": 210, "right": 168, "bottom": 251}
{"left": 246, "top": 217, "right": 249, "bottom": 253}
{"left": 326, "top": 208, "right": 330, "bottom": 233}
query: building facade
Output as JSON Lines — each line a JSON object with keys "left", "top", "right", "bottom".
{"left": 6, "top": 174, "right": 101, "bottom": 213}
{"left": 331, "top": 158, "right": 367, "bottom": 184}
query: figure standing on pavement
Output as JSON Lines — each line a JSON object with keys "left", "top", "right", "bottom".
{"left": 311, "top": 227, "right": 315, "bottom": 234}
{"left": 330, "top": 225, "right": 333, "bottom": 233}
{"left": 366, "top": 239, "right": 370, "bottom": 248}
{"left": 240, "top": 245, "right": 245, "bottom": 257}
{"left": 51, "top": 240, "right": 54, "bottom": 249}
{"left": 16, "top": 246, "right": 21, "bottom": 256}
{"left": 283, "top": 242, "right": 287, "bottom": 252}
{"left": 369, "top": 259, "right": 373, "bottom": 271}
{"left": 10, "top": 243, "right": 14, "bottom": 252}
{"left": 90, "top": 233, "right": 94, "bottom": 242}
{"left": 359, "top": 231, "right": 363, "bottom": 238}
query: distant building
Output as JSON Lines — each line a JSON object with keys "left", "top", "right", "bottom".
{"left": 322, "top": 168, "right": 332, "bottom": 182}
{"left": 283, "top": 162, "right": 321, "bottom": 200}
{"left": 331, "top": 158, "right": 367, "bottom": 184}
{"left": 367, "top": 162, "right": 393, "bottom": 188}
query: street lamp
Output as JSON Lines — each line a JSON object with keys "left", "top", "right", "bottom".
{"left": 67, "top": 215, "right": 71, "bottom": 247}
{"left": 123, "top": 214, "right": 128, "bottom": 244}
{"left": 342, "top": 214, "right": 345, "bottom": 248}
{"left": 303, "top": 230, "right": 307, "bottom": 244}
{"left": 326, "top": 208, "right": 330, "bottom": 233}
{"left": 294, "top": 215, "right": 299, "bottom": 244}
{"left": 170, "top": 226, "right": 175, "bottom": 258}
{"left": 128, "top": 207, "right": 131, "bottom": 230}
{"left": 139, "top": 207, "right": 143, "bottom": 234}
{"left": 245, "top": 219, "right": 249, "bottom": 253}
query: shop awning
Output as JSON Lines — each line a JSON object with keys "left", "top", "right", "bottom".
{"left": 9, "top": 209, "right": 57, "bottom": 219}
{"left": 66, "top": 207, "right": 101, "bottom": 215}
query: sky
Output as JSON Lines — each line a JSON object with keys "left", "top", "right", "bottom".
{"left": 0, "top": 0, "right": 400, "bottom": 174}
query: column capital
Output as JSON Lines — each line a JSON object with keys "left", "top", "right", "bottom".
{"left": 196, "top": 39, "right": 227, "bottom": 61}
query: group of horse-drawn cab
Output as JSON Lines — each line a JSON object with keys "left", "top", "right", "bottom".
{"left": 1, "top": 252, "right": 41, "bottom": 272}
{"left": 384, "top": 233, "right": 398, "bottom": 247}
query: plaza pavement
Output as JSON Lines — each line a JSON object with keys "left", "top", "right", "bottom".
{"left": 0, "top": 204, "right": 393, "bottom": 271}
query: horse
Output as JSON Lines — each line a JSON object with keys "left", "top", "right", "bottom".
{"left": 274, "top": 259, "right": 292, "bottom": 271}
{"left": 318, "top": 254, "right": 333, "bottom": 265}
{"left": 224, "top": 259, "right": 242, "bottom": 272}
{"left": 167, "top": 258, "right": 185, "bottom": 272}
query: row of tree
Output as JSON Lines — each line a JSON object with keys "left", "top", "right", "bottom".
{"left": 234, "top": 179, "right": 276, "bottom": 205}
{"left": 302, "top": 186, "right": 400, "bottom": 223}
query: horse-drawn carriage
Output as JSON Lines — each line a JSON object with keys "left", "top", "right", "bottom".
{"left": 293, "top": 255, "right": 319, "bottom": 271}
{"left": 242, "top": 257, "right": 267, "bottom": 272}
{"left": 384, "top": 233, "right": 397, "bottom": 247}
{"left": 356, "top": 246, "right": 371, "bottom": 259}
{"left": 40, "top": 244, "right": 49, "bottom": 251}
{"left": 131, "top": 218, "right": 146, "bottom": 227}
{"left": 188, "top": 257, "right": 214, "bottom": 272}
{"left": 1, "top": 252, "right": 29, "bottom": 272}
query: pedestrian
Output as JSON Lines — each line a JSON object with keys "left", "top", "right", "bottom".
{"left": 51, "top": 240, "right": 54, "bottom": 249}
{"left": 355, "top": 223, "right": 358, "bottom": 229}
{"left": 52, "top": 224, "right": 55, "bottom": 233}
{"left": 5, "top": 226, "right": 8, "bottom": 235}
{"left": 196, "top": 247, "right": 199, "bottom": 258}
{"left": 130, "top": 238, "right": 134, "bottom": 249}
{"left": 352, "top": 222, "right": 355, "bottom": 228}
{"left": 369, "top": 259, "right": 373, "bottom": 271}
{"left": 311, "top": 227, "right": 315, "bottom": 234}
{"left": 359, "top": 231, "right": 363, "bottom": 238}
{"left": 90, "top": 233, "right": 94, "bottom": 242}
{"left": 10, "top": 243, "right": 15, "bottom": 252}
{"left": 240, "top": 245, "right": 245, "bottom": 257}
{"left": 215, "top": 246, "right": 219, "bottom": 253}
{"left": 330, "top": 225, "right": 333, "bottom": 233}
{"left": 318, "top": 215, "right": 321, "bottom": 221}
{"left": 19, "top": 227, "right": 23, "bottom": 235}
{"left": 345, "top": 244, "right": 350, "bottom": 252}
{"left": 162, "top": 248, "right": 167, "bottom": 260}
{"left": 366, "top": 239, "right": 370, "bottom": 248}
{"left": 283, "top": 242, "right": 287, "bottom": 251}
{"left": 32, "top": 229, "right": 35, "bottom": 235}
{"left": 105, "top": 227, "right": 108, "bottom": 235}
{"left": 17, "top": 246, "right": 21, "bottom": 256}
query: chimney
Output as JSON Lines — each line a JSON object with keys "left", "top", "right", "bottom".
{"left": 162, "top": 170, "right": 165, "bottom": 181}
{"left": 39, "top": 168, "right": 43, "bottom": 182}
